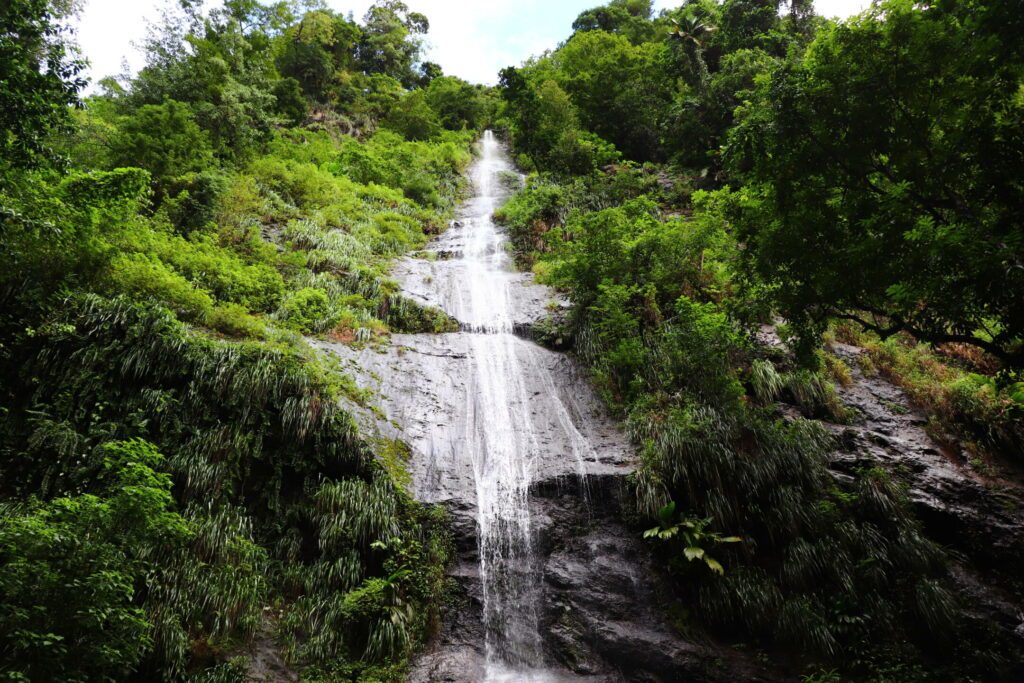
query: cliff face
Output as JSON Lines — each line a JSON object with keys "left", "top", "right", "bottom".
{"left": 826, "top": 342, "right": 1024, "bottom": 650}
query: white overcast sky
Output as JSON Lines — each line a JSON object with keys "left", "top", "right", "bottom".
{"left": 74, "top": 0, "right": 872, "bottom": 89}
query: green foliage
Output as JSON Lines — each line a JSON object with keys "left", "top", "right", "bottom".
{"left": 572, "top": 0, "right": 658, "bottom": 45}
{"left": 424, "top": 76, "right": 493, "bottom": 131}
{"left": 108, "top": 100, "right": 214, "bottom": 196}
{"left": 279, "top": 286, "right": 333, "bottom": 332}
{"left": 499, "top": 67, "right": 622, "bottom": 175}
{"left": 272, "top": 76, "right": 307, "bottom": 125}
{"left": 495, "top": 5, "right": 1020, "bottom": 662}
{"left": 643, "top": 502, "right": 743, "bottom": 575}
{"left": 727, "top": 0, "right": 1024, "bottom": 367}
{"left": 749, "top": 358, "right": 784, "bottom": 403}
{"left": 834, "top": 323, "right": 1024, "bottom": 462}
{"left": 551, "top": 29, "right": 670, "bottom": 161}
{"left": 0, "top": 440, "right": 189, "bottom": 682}
{"left": 162, "top": 170, "right": 228, "bottom": 234}
{"left": 357, "top": 1, "right": 430, "bottom": 88}
{"left": 383, "top": 89, "right": 441, "bottom": 141}
{"left": 0, "top": 0, "right": 86, "bottom": 168}
{"left": 525, "top": 180, "right": 969, "bottom": 665}
{"left": 0, "top": 3, "right": 474, "bottom": 676}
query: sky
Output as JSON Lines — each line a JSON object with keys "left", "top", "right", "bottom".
{"left": 74, "top": 0, "right": 872, "bottom": 89}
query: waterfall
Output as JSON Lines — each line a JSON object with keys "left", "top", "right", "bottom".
{"left": 461, "top": 131, "right": 553, "bottom": 680}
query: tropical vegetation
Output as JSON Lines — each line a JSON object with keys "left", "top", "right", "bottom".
{"left": 1, "top": 1, "right": 491, "bottom": 680}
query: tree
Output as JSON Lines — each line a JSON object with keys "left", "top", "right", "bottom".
{"left": 553, "top": 30, "right": 670, "bottom": 161}
{"left": 416, "top": 60, "right": 443, "bottom": 86}
{"left": 424, "top": 76, "right": 485, "bottom": 130}
{"left": 0, "top": 0, "right": 86, "bottom": 169}
{"left": 667, "top": 4, "right": 718, "bottom": 91}
{"left": 727, "top": 0, "right": 1024, "bottom": 366}
{"left": 272, "top": 76, "right": 308, "bottom": 124}
{"left": 0, "top": 440, "right": 190, "bottom": 682}
{"left": 572, "top": 0, "right": 656, "bottom": 44}
{"left": 275, "top": 10, "right": 362, "bottom": 103}
{"left": 358, "top": 1, "right": 429, "bottom": 87}
{"left": 109, "top": 100, "right": 214, "bottom": 196}
{"left": 383, "top": 89, "right": 440, "bottom": 140}
{"left": 129, "top": 0, "right": 280, "bottom": 162}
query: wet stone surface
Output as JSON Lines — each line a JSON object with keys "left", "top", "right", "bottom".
{"left": 317, "top": 130, "right": 1024, "bottom": 678}
{"left": 826, "top": 342, "right": 1024, "bottom": 643}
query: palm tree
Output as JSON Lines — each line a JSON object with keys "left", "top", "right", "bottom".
{"left": 669, "top": 9, "right": 717, "bottom": 91}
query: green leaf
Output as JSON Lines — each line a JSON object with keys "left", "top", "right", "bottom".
{"left": 704, "top": 557, "right": 724, "bottom": 575}
{"left": 658, "top": 501, "right": 676, "bottom": 525}
{"left": 684, "top": 546, "right": 705, "bottom": 561}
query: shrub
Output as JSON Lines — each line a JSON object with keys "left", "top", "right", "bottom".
{"left": 279, "top": 287, "right": 333, "bottom": 333}
{"left": 206, "top": 303, "right": 266, "bottom": 339}
{"left": 108, "top": 253, "right": 214, "bottom": 321}
{"left": 0, "top": 440, "right": 190, "bottom": 682}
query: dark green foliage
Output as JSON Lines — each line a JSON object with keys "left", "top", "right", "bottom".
{"left": 547, "top": 216, "right": 985, "bottom": 671}
{"left": 272, "top": 77, "right": 307, "bottom": 125}
{"left": 108, "top": 99, "right": 214, "bottom": 197}
{"left": 0, "top": 2, "right": 477, "bottom": 677}
{"left": 0, "top": 0, "right": 86, "bottom": 168}
{"left": 0, "top": 440, "right": 189, "bottom": 681}
{"left": 162, "top": 170, "right": 228, "bottom": 234}
{"left": 727, "top": 0, "right": 1024, "bottom": 367}
{"left": 0, "top": 294, "right": 449, "bottom": 676}
{"left": 357, "top": 1, "right": 430, "bottom": 88}
{"left": 551, "top": 29, "right": 671, "bottom": 162}
{"left": 505, "top": 40, "right": 1024, "bottom": 663}
{"left": 572, "top": 0, "right": 658, "bottom": 44}
{"left": 424, "top": 76, "right": 493, "bottom": 131}
{"left": 384, "top": 90, "right": 442, "bottom": 141}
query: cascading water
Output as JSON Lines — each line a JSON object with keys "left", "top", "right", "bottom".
{"left": 460, "top": 131, "right": 566, "bottom": 680}
{"left": 321, "top": 132, "right": 818, "bottom": 683}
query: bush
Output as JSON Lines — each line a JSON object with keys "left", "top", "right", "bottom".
{"left": 0, "top": 440, "right": 190, "bottom": 682}
{"left": 108, "top": 253, "right": 214, "bottom": 321}
{"left": 383, "top": 90, "right": 441, "bottom": 141}
{"left": 206, "top": 303, "right": 266, "bottom": 339}
{"left": 279, "top": 287, "right": 333, "bottom": 333}
{"left": 108, "top": 100, "right": 214, "bottom": 197}
{"left": 161, "top": 171, "right": 228, "bottom": 234}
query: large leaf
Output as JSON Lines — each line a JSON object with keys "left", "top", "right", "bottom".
{"left": 684, "top": 546, "right": 705, "bottom": 561}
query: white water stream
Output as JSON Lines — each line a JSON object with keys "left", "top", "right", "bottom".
{"left": 456, "top": 131, "right": 585, "bottom": 680}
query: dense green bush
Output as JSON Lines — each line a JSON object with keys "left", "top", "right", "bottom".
{"left": 0, "top": 440, "right": 189, "bottom": 681}
{"left": 108, "top": 100, "right": 214, "bottom": 198}
{"left": 508, "top": 155, "right": 1013, "bottom": 676}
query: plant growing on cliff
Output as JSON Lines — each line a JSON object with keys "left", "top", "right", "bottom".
{"left": 643, "top": 501, "right": 742, "bottom": 575}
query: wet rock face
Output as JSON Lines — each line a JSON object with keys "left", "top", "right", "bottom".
{"left": 320, "top": 332, "right": 771, "bottom": 681}
{"left": 533, "top": 477, "right": 779, "bottom": 683}
{"left": 408, "top": 475, "right": 779, "bottom": 683}
{"left": 826, "top": 342, "right": 1024, "bottom": 642}
{"left": 828, "top": 343, "right": 1024, "bottom": 571}
{"left": 316, "top": 332, "right": 633, "bottom": 510}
